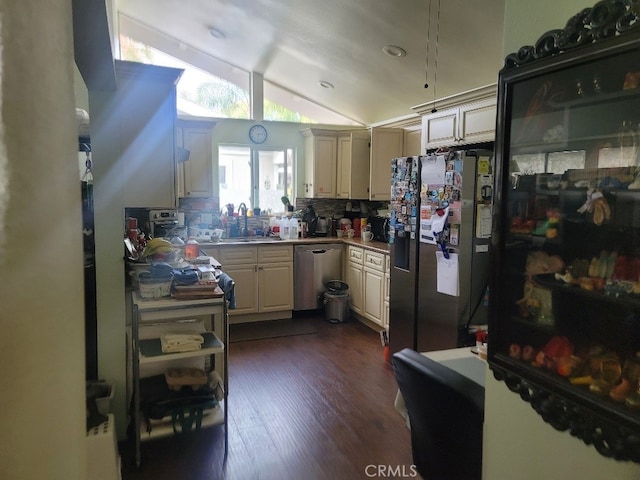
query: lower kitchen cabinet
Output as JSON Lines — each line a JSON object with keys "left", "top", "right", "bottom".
{"left": 345, "top": 245, "right": 389, "bottom": 328}
{"left": 218, "top": 244, "right": 293, "bottom": 322}
{"left": 383, "top": 255, "right": 390, "bottom": 329}
{"left": 362, "top": 249, "right": 386, "bottom": 326}
{"left": 363, "top": 267, "right": 384, "bottom": 325}
{"left": 258, "top": 261, "right": 294, "bottom": 312}
{"left": 346, "top": 245, "right": 364, "bottom": 315}
{"left": 223, "top": 263, "right": 258, "bottom": 315}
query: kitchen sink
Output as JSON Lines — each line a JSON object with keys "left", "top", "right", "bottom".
{"left": 218, "top": 237, "right": 285, "bottom": 244}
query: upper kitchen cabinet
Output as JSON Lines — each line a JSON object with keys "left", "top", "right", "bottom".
{"left": 302, "top": 129, "right": 338, "bottom": 198}
{"left": 72, "top": 0, "right": 116, "bottom": 92}
{"left": 301, "top": 128, "right": 370, "bottom": 199}
{"left": 413, "top": 85, "right": 497, "bottom": 151}
{"left": 177, "top": 120, "right": 215, "bottom": 198}
{"left": 91, "top": 61, "right": 183, "bottom": 207}
{"left": 337, "top": 131, "right": 370, "bottom": 199}
{"left": 403, "top": 126, "right": 422, "bottom": 156}
{"left": 369, "top": 127, "right": 403, "bottom": 201}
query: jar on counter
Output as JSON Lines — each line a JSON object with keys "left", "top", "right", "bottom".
{"left": 185, "top": 238, "right": 199, "bottom": 260}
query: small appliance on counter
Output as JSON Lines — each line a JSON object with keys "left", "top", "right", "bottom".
{"left": 148, "top": 209, "right": 187, "bottom": 240}
{"left": 303, "top": 205, "right": 318, "bottom": 236}
{"left": 315, "top": 217, "right": 329, "bottom": 236}
{"left": 369, "top": 216, "right": 390, "bottom": 243}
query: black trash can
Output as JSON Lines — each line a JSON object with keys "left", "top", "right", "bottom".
{"left": 324, "top": 280, "right": 349, "bottom": 323}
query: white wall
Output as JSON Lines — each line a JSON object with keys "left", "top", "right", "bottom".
{"left": 483, "top": 1, "right": 640, "bottom": 478}
{"left": 0, "top": 2, "right": 86, "bottom": 479}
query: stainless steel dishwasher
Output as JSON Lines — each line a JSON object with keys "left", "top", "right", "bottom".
{"left": 294, "top": 244, "right": 343, "bottom": 310}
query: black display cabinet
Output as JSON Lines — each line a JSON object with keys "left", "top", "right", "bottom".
{"left": 489, "top": 0, "right": 640, "bottom": 463}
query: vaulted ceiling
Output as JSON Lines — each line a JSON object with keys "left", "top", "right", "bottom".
{"left": 117, "top": 0, "right": 506, "bottom": 125}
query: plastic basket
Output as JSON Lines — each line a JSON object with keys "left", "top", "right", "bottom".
{"left": 138, "top": 277, "right": 172, "bottom": 299}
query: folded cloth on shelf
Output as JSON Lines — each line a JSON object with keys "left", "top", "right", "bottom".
{"left": 162, "top": 334, "right": 204, "bottom": 344}
{"left": 161, "top": 341, "right": 202, "bottom": 353}
{"left": 217, "top": 272, "right": 236, "bottom": 309}
{"left": 160, "top": 333, "right": 204, "bottom": 353}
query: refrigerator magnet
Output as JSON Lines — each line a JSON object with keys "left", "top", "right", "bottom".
{"left": 450, "top": 224, "right": 459, "bottom": 246}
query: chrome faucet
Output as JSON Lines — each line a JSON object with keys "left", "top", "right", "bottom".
{"left": 238, "top": 202, "right": 248, "bottom": 236}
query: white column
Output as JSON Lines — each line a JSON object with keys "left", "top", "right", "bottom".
{"left": 251, "top": 71, "right": 264, "bottom": 121}
{"left": 0, "top": 2, "right": 87, "bottom": 479}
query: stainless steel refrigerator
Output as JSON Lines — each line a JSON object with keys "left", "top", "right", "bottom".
{"left": 388, "top": 149, "right": 493, "bottom": 354}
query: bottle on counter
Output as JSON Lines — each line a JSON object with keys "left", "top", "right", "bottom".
{"left": 289, "top": 217, "right": 299, "bottom": 239}
{"left": 280, "top": 216, "right": 290, "bottom": 239}
{"left": 185, "top": 237, "right": 199, "bottom": 260}
{"left": 269, "top": 216, "right": 279, "bottom": 236}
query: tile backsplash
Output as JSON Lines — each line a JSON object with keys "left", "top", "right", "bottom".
{"left": 177, "top": 196, "right": 388, "bottom": 238}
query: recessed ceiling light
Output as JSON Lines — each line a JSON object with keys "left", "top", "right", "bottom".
{"left": 382, "top": 45, "right": 407, "bottom": 57}
{"left": 319, "top": 80, "right": 334, "bottom": 89}
{"left": 208, "top": 27, "right": 226, "bottom": 39}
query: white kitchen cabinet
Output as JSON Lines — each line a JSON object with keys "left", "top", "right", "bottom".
{"left": 302, "top": 129, "right": 338, "bottom": 198}
{"left": 346, "top": 245, "right": 364, "bottom": 314}
{"left": 95, "top": 61, "right": 182, "bottom": 208}
{"left": 218, "top": 246, "right": 258, "bottom": 315}
{"left": 403, "top": 126, "right": 423, "bottom": 156}
{"left": 383, "top": 255, "right": 390, "bottom": 329}
{"left": 363, "top": 267, "right": 384, "bottom": 326}
{"left": 421, "top": 97, "right": 496, "bottom": 149}
{"left": 218, "top": 244, "right": 293, "bottom": 322}
{"left": 222, "top": 263, "right": 258, "bottom": 315}
{"left": 337, "top": 132, "right": 370, "bottom": 199}
{"left": 302, "top": 128, "right": 370, "bottom": 199}
{"left": 345, "top": 245, "right": 389, "bottom": 328}
{"left": 362, "top": 249, "right": 386, "bottom": 326}
{"left": 369, "top": 127, "right": 403, "bottom": 201}
{"left": 257, "top": 245, "right": 294, "bottom": 313}
{"left": 178, "top": 121, "right": 214, "bottom": 198}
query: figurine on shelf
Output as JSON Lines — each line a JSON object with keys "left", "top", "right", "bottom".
{"left": 577, "top": 188, "right": 611, "bottom": 225}
{"left": 516, "top": 251, "right": 564, "bottom": 324}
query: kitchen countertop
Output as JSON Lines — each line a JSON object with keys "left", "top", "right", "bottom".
{"left": 198, "top": 236, "right": 390, "bottom": 254}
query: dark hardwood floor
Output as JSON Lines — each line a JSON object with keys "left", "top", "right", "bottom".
{"left": 119, "top": 313, "right": 413, "bottom": 480}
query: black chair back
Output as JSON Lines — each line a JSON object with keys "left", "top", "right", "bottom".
{"left": 392, "top": 348, "right": 485, "bottom": 480}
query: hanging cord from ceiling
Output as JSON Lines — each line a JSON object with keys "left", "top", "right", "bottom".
{"left": 431, "top": 0, "right": 442, "bottom": 113}
{"left": 424, "top": 0, "right": 433, "bottom": 91}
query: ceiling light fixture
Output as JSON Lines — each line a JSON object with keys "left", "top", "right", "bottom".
{"left": 319, "top": 80, "right": 334, "bottom": 89}
{"left": 208, "top": 27, "right": 226, "bottom": 39}
{"left": 382, "top": 45, "right": 407, "bottom": 58}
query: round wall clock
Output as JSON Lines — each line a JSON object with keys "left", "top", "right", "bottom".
{"left": 249, "top": 124, "right": 268, "bottom": 144}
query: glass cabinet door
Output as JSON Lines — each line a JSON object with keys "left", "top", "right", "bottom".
{"left": 490, "top": 11, "right": 640, "bottom": 463}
